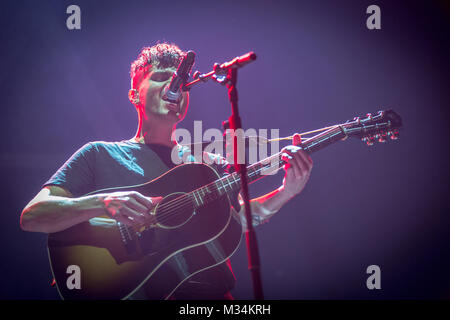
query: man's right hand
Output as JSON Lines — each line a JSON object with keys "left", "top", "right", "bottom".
{"left": 100, "top": 191, "right": 162, "bottom": 227}
{"left": 20, "top": 186, "right": 163, "bottom": 233}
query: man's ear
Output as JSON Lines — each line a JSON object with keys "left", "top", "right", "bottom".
{"left": 128, "top": 89, "right": 140, "bottom": 106}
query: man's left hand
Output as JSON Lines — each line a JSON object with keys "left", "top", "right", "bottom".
{"left": 280, "top": 133, "right": 313, "bottom": 198}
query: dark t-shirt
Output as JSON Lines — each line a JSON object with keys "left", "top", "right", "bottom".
{"left": 43, "top": 139, "right": 239, "bottom": 299}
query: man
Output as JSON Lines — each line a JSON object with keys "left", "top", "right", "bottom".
{"left": 20, "top": 43, "right": 313, "bottom": 299}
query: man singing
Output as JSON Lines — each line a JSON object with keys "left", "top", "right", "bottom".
{"left": 20, "top": 43, "right": 313, "bottom": 299}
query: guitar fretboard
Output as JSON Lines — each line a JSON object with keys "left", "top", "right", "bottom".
{"left": 122, "top": 109, "right": 401, "bottom": 243}
{"left": 185, "top": 124, "right": 348, "bottom": 209}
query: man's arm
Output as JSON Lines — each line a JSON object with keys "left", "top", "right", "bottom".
{"left": 20, "top": 186, "right": 160, "bottom": 234}
{"left": 20, "top": 186, "right": 99, "bottom": 233}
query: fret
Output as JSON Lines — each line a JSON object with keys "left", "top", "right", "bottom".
{"left": 257, "top": 162, "right": 266, "bottom": 177}
{"left": 302, "top": 127, "right": 345, "bottom": 154}
{"left": 246, "top": 154, "right": 280, "bottom": 181}
{"left": 188, "top": 126, "right": 346, "bottom": 210}
{"left": 200, "top": 186, "right": 204, "bottom": 202}
{"left": 192, "top": 191, "right": 200, "bottom": 207}
{"left": 257, "top": 161, "right": 267, "bottom": 176}
{"left": 224, "top": 175, "right": 232, "bottom": 192}
{"left": 196, "top": 189, "right": 204, "bottom": 206}
{"left": 229, "top": 175, "right": 236, "bottom": 190}
{"left": 168, "top": 111, "right": 400, "bottom": 212}
{"left": 254, "top": 163, "right": 266, "bottom": 179}
{"left": 203, "top": 185, "right": 210, "bottom": 202}
{"left": 232, "top": 173, "right": 240, "bottom": 189}
{"left": 217, "top": 179, "right": 226, "bottom": 195}
{"left": 199, "top": 187, "right": 204, "bottom": 202}
{"left": 248, "top": 163, "right": 260, "bottom": 180}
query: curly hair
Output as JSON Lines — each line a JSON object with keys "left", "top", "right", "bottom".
{"left": 130, "top": 42, "right": 186, "bottom": 87}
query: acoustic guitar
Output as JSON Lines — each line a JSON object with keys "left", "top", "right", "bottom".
{"left": 47, "top": 110, "right": 402, "bottom": 299}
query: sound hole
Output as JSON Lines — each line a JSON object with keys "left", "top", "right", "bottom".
{"left": 155, "top": 192, "right": 195, "bottom": 229}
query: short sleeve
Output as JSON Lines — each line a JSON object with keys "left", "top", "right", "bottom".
{"left": 43, "top": 142, "right": 96, "bottom": 197}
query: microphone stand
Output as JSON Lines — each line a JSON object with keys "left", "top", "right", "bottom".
{"left": 184, "top": 52, "right": 264, "bottom": 300}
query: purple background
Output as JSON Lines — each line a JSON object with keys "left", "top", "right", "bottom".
{"left": 1, "top": 0, "right": 449, "bottom": 299}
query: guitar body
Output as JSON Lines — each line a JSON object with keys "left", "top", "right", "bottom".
{"left": 47, "top": 163, "right": 243, "bottom": 300}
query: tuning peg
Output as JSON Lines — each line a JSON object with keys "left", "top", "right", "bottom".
{"left": 362, "top": 135, "right": 375, "bottom": 146}
{"left": 213, "top": 62, "right": 224, "bottom": 73}
{"left": 387, "top": 130, "right": 399, "bottom": 140}
{"left": 376, "top": 133, "right": 387, "bottom": 143}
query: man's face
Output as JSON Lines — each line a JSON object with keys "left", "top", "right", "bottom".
{"left": 137, "top": 66, "right": 189, "bottom": 123}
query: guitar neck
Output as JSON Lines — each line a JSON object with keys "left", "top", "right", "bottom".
{"left": 117, "top": 110, "right": 401, "bottom": 243}
{"left": 124, "top": 110, "right": 400, "bottom": 234}
{"left": 189, "top": 125, "right": 348, "bottom": 208}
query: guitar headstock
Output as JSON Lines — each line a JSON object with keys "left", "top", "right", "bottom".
{"left": 343, "top": 110, "right": 403, "bottom": 146}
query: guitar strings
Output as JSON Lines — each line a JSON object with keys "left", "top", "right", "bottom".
{"left": 139, "top": 128, "right": 339, "bottom": 227}
{"left": 160, "top": 127, "right": 331, "bottom": 215}
{"left": 133, "top": 127, "right": 342, "bottom": 229}
{"left": 124, "top": 120, "right": 389, "bottom": 233}
{"left": 131, "top": 121, "right": 388, "bottom": 231}
{"left": 149, "top": 155, "right": 283, "bottom": 226}
{"left": 153, "top": 153, "right": 281, "bottom": 218}
{"left": 156, "top": 152, "right": 281, "bottom": 212}
{"left": 269, "top": 125, "right": 338, "bottom": 142}
{"left": 138, "top": 159, "right": 280, "bottom": 228}
{"left": 152, "top": 126, "right": 345, "bottom": 224}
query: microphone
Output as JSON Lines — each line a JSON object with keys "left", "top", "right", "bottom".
{"left": 163, "top": 50, "right": 196, "bottom": 103}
